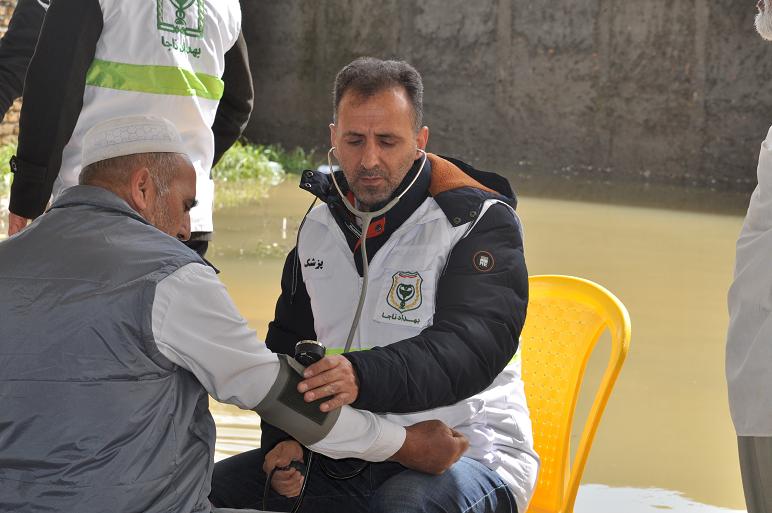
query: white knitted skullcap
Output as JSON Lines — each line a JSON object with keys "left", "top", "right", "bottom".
{"left": 81, "top": 115, "right": 187, "bottom": 168}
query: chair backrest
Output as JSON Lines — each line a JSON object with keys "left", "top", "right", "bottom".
{"left": 522, "top": 275, "right": 631, "bottom": 513}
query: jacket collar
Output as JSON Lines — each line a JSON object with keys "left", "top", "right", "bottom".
{"left": 298, "top": 154, "right": 517, "bottom": 275}
{"left": 427, "top": 154, "right": 515, "bottom": 206}
{"left": 48, "top": 185, "right": 217, "bottom": 271}
{"left": 299, "top": 152, "right": 519, "bottom": 234}
{"left": 300, "top": 157, "right": 431, "bottom": 238}
{"left": 426, "top": 154, "right": 517, "bottom": 227}
{"left": 300, "top": 158, "right": 431, "bottom": 274}
{"left": 49, "top": 185, "right": 150, "bottom": 226}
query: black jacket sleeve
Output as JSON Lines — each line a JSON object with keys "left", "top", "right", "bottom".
{"left": 211, "top": 30, "right": 253, "bottom": 167}
{"left": 0, "top": 0, "right": 45, "bottom": 118}
{"left": 260, "top": 248, "right": 317, "bottom": 450}
{"left": 265, "top": 247, "right": 318, "bottom": 355}
{"left": 345, "top": 204, "right": 528, "bottom": 413}
{"left": 9, "top": 0, "right": 102, "bottom": 219}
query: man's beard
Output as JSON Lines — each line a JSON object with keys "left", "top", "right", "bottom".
{"left": 347, "top": 153, "right": 418, "bottom": 211}
{"left": 756, "top": 0, "right": 772, "bottom": 41}
{"left": 349, "top": 167, "right": 396, "bottom": 209}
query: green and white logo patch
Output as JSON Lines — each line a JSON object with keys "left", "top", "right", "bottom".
{"left": 387, "top": 272, "right": 423, "bottom": 313}
{"left": 157, "top": 0, "right": 205, "bottom": 39}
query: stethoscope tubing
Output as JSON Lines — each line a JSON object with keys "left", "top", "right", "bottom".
{"left": 326, "top": 148, "right": 428, "bottom": 352}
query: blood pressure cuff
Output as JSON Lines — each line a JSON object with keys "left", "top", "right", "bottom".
{"left": 253, "top": 354, "right": 340, "bottom": 446}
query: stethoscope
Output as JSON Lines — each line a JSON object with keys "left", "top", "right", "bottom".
{"left": 271, "top": 148, "right": 429, "bottom": 512}
{"left": 326, "top": 146, "right": 428, "bottom": 352}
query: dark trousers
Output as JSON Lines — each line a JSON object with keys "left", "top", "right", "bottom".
{"left": 210, "top": 449, "right": 517, "bottom": 513}
{"left": 739, "top": 436, "right": 772, "bottom": 513}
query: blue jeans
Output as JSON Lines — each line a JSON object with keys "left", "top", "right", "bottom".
{"left": 210, "top": 449, "right": 517, "bottom": 513}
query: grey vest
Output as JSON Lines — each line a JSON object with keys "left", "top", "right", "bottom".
{"left": 0, "top": 186, "right": 215, "bottom": 513}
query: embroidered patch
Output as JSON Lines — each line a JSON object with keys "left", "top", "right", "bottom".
{"left": 157, "top": 0, "right": 205, "bottom": 38}
{"left": 473, "top": 251, "right": 495, "bottom": 272}
{"left": 387, "top": 272, "right": 423, "bottom": 313}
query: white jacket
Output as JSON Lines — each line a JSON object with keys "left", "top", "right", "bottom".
{"left": 727, "top": 125, "right": 772, "bottom": 436}
{"left": 54, "top": 0, "right": 241, "bottom": 233}
{"left": 299, "top": 195, "right": 539, "bottom": 512}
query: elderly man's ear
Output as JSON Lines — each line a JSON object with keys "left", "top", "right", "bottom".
{"left": 129, "top": 167, "right": 155, "bottom": 212}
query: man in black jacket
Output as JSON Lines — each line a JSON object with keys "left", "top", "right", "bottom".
{"left": 210, "top": 58, "right": 535, "bottom": 513}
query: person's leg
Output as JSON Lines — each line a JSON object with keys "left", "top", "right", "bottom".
{"left": 210, "top": 448, "right": 284, "bottom": 510}
{"left": 211, "top": 451, "right": 389, "bottom": 513}
{"left": 739, "top": 436, "right": 772, "bottom": 513}
{"left": 369, "top": 457, "right": 517, "bottom": 513}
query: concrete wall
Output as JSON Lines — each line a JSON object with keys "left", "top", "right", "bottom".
{"left": 241, "top": 1, "right": 772, "bottom": 192}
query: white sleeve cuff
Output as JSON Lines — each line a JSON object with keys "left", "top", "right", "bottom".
{"left": 308, "top": 406, "right": 406, "bottom": 462}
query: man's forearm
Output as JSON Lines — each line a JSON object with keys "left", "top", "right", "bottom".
{"left": 307, "top": 406, "right": 406, "bottom": 461}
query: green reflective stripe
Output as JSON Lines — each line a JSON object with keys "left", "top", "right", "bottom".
{"left": 325, "top": 348, "right": 364, "bottom": 355}
{"left": 85, "top": 59, "right": 224, "bottom": 100}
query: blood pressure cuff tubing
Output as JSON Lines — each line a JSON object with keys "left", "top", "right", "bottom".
{"left": 253, "top": 354, "right": 340, "bottom": 446}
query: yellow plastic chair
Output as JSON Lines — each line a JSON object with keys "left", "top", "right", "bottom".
{"left": 522, "top": 275, "right": 631, "bottom": 513}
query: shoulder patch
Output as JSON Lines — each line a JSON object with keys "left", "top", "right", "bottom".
{"left": 473, "top": 251, "right": 495, "bottom": 272}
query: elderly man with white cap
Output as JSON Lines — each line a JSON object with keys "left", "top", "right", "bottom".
{"left": 0, "top": 115, "right": 468, "bottom": 513}
{"left": 726, "top": 3, "right": 772, "bottom": 513}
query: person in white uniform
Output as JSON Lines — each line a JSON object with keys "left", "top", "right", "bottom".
{"left": 7, "top": 0, "right": 253, "bottom": 258}
{"left": 726, "top": 3, "right": 772, "bottom": 512}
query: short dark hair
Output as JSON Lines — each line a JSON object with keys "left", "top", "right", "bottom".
{"left": 333, "top": 57, "right": 424, "bottom": 131}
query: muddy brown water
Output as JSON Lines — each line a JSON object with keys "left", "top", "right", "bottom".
{"left": 0, "top": 180, "right": 750, "bottom": 512}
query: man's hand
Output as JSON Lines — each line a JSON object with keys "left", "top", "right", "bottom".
{"left": 298, "top": 354, "right": 359, "bottom": 412}
{"left": 263, "top": 440, "right": 305, "bottom": 498}
{"left": 390, "top": 420, "right": 469, "bottom": 475}
{"left": 8, "top": 212, "right": 29, "bottom": 236}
